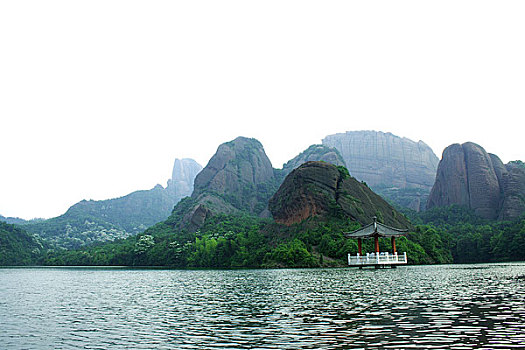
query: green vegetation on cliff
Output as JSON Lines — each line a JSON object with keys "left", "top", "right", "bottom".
{"left": 269, "top": 162, "right": 412, "bottom": 229}
{"left": 3, "top": 136, "right": 523, "bottom": 267}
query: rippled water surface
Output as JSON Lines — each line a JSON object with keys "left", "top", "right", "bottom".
{"left": 1, "top": 264, "right": 524, "bottom": 349}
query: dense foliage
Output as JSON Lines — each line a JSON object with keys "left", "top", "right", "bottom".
{"left": 23, "top": 213, "right": 130, "bottom": 250}
{"left": 410, "top": 205, "right": 525, "bottom": 263}
{"left": 38, "top": 214, "right": 452, "bottom": 267}
{"left": 3, "top": 206, "right": 523, "bottom": 267}
{"left": 0, "top": 222, "right": 44, "bottom": 265}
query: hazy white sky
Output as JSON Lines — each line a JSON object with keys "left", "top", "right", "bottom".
{"left": 1, "top": 1, "right": 524, "bottom": 219}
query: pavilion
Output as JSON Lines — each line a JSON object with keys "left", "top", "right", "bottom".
{"left": 344, "top": 216, "right": 409, "bottom": 268}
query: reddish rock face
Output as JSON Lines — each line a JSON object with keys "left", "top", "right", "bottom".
{"left": 269, "top": 161, "right": 340, "bottom": 226}
{"left": 427, "top": 142, "right": 525, "bottom": 220}
{"left": 268, "top": 161, "right": 412, "bottom": 229}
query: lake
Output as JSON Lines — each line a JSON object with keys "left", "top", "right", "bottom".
{"left": 1, "top": 264, "right": 524, "bottom": 349}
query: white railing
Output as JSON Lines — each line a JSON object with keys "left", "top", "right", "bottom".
{"left": 348, "top": 252, "right": 407, "bottom": 265}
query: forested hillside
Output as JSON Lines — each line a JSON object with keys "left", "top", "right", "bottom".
{"left": 0, "top": 222, "right": 44, "bottom": 265}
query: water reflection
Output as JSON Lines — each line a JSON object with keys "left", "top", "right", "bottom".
{"left": 0, "top": 264, "right": 524, "bottom": 349}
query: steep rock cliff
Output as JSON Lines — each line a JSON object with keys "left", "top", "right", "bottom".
{"left": 166, "top": 158, "right": 203, "bottom": 200}
{"left": 322, "top": 131, "right": 439, "bottom": 211}
{"left": 170, "top": 137, "right": 281, "bottom": 230}
{"left": 427, "top": 144, "right": 471, "bottom": 209}
{"left": 269, "top": 161, "right": 411, "bottom": 229}
{"left": 499, "top": 162, "right": 525, "bottom": 220}
{"left": 193, "top": 137, "right": 275, "bottom": 198}
{"left": 427, "top": 143, "right": 524, "bottom": 220}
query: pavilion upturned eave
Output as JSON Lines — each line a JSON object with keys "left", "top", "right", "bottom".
{"left": 344, "top": 221, "right": 409, "bottom": 239}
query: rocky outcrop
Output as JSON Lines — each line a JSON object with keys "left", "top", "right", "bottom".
{"left": 170, "top": 137, "right": 281, "bottom": 230}
{"left": 269, "top": 161, "right": 412, "bottom": 229}
{"left": 499, "top": 162, "right": 525, "bottom": 220}
{"left": 322, "top": 131, "right": 439, "bottom": 211}
{"left": 427, "top": 144, "right": 471, "bottom": 209}
{"left": 463, "top": 143, "right": 502, "bottom": 219}
{"left": 282, "top": 144, "right": 346, "bottom": 175}
{"left": 193, "top": 137, "right": 275, "bottom": 198}
{"left": 427, "top": 143, "right": 525, "bottom": 220}
{"left": 166, "top": 158, "right": 203, "bottom": 200}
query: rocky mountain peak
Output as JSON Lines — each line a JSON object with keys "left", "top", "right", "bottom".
{"left": 169, "top": 137, "right": 281, "bottom": 231}
{"left": 269, "top": 161, "right": 411, "bottom": 228}
{"left": 427, "top": 142, "right": 525, "bottom": 220}
{"left": 193, "top": 136, "right": 275, "bottom": 197}
{"left": 167, "top": 158, "right": 203, "bottom": 199}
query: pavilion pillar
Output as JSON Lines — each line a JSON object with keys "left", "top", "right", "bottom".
{"left": 358, "top": 238, "right": 362, "bottom": 255}
{"left": 374, "top": 234, "right": 379, "bottom": 253}
{"left": 391, "top": 236, "right": 397, "bottom": 254}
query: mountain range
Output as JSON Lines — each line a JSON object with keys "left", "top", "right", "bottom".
{"left": 2, "top": 130, "right": 524, "bottom": 267}
{"left": 160, "top": 136, "right": 413, "bottom": 237}
{"left": 20, "top": 158, "right": 202, "bottom": 248}
{"left": 3, "top": 130, "right": 524, "bottom": 250}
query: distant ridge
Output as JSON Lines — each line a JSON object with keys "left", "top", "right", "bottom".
{"left": 322, "top": 130, "right": 439, "bottom": 211}
{"left": 22, "top": 158, "right": 202, "bottom": 248}
{"left": 282, "top": 144, "right": 346, "bottom": 175}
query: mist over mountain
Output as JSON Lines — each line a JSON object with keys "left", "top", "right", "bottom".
{"left": 6, "top": 131, "right": 523, "bottom": 256}
{"left": 167, "top": 158, "right": 203, "bottom": 199}
{"left": 282, "top": 144, "right": 346, "bottom": 175}
{"left": 5, "top": 134, "right": 525, "bottom": 268}
{"left": 22, "top": 158, "right": 202, "bottom": 248}
{"left": 322, "top": 130, "right": 439, "bottom": 211}
{"left": 427, "top": 142, "right": 525, "bottom": 220}
{"left": 0, "top": 215, "right": 38, "bottom": 225}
